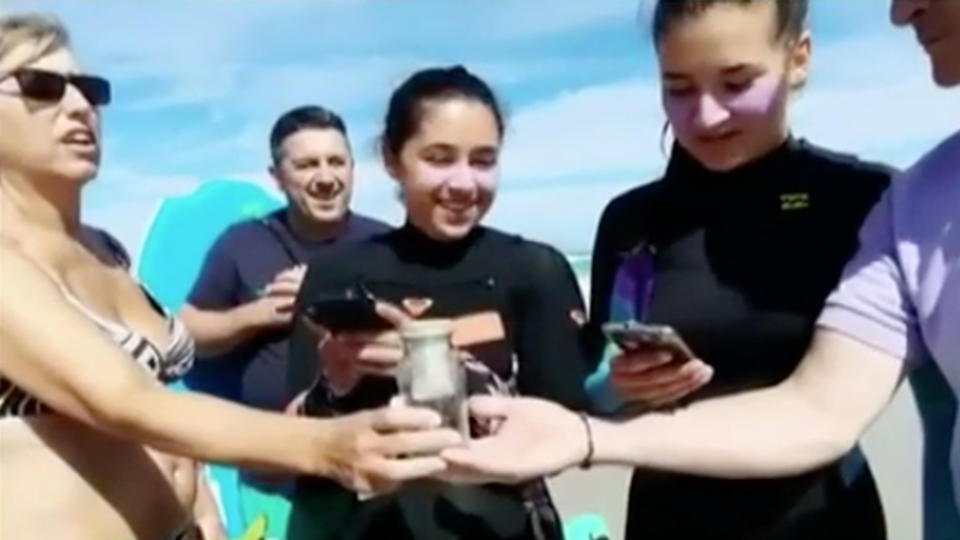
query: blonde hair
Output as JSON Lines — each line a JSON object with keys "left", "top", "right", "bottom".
{"left": 0, "top": 14, "right": 70, "bottom": 70}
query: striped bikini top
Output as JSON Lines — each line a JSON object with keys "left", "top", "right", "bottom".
{"left": 0, "top": 232, "right": 194, "bottom": 417}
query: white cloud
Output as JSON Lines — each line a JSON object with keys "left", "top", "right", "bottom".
{"left": 347, "top": 157, "right": 406, "bottom": 226}
{"left": 502, "top": 78, "right": 667, "bottom": 183}
{"left": 468, "top": 26, "right": 955, "bottom": 249}
{"left": 485, "top": 177, "right": 641, "bottom": 252}
{"left": 123, "top": 57, "right": 410, "bottom": 113}
{"left": 84, "top": 165, "right": 282, "bottom": 260}
{"left": 793, "top": 28, "right": 958, "bottom": 167}
{"left": 495, "top": 23, "right": 953, "bottom": 190}
{"left": 16, "top": 0, "right": 636, "bottom": 115}
{"left": 140, "top": 22, "right": 952, "bottom": 253}
{"left": 486, "top": 1, "right": 639, "bottom": 41}
{"left": 793, "top": 74, "right": 958, "bottom": 168}
{"left": 91, "top": 165, "right": 203, "bottom": 199}
{"left": 808, "top": 33, "right": 919, "bottom": 88}
{"left": 116, "top": 54, "right": 615, "bottom": 174}
{"left": 39, "top": 0, "right": 957, "bottom": 258}
{"left": 14, "top": 1, "right": 651, "bottom": 177}
{"left": 122, "top": 53, "right": 615, "bottom": 120}
{"left": 123, "top": 65, "right": 242, "bottom": 112}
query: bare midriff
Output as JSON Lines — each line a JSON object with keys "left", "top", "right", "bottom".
{"left": 0, "top": 415, "right": 197, "bottom": 540}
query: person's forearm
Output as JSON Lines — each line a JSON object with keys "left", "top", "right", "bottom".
{"left": 180, "top": 304, "right": 260, "bottom": 357}
{"left": 590, "top": 379, "right": 856, "bottom": 478}
{"left": 99, "top": 385, "right": 331, "bottom": 476}
{"left": 586, "top": 331, "right": 904, "bottom": 478}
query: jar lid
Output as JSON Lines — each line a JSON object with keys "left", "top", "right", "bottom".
{"left": 399, "top": 318, "right": 453, "bottom": 339}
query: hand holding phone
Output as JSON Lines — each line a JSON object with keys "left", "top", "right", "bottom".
{"left": 300, "top": 287, "right": 406, "bottom": 395}
{"left": 601, "top": 321, "right": 712, "bottom": 407}
{"left": 301, "top": 285, "right": 393, "bottom": 333}
{"left": 242, "top": 265, "right": 307, "bottom": 328}
{"left": 602, "top": 321, "right": 696, "bottom": 362}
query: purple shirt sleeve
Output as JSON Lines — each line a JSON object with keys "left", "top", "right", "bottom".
{"left": 817, "top": 190, "right": 925, "bottom": 367}
{"left": 187, "top": 231, "right": 242, "bottom": 310}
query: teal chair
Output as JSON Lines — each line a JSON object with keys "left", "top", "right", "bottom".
{"left": 138, "top": 179, "right": 282, "bottom": 538}
{"left": 139, "top": 179, "right": 283, "bottom": 310}
{"left": 563, "top": 513, "right": 611, "bottom": 540}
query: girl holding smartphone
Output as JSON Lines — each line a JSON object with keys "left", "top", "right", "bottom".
{"left": 585, "top": 1, "right": 893, "bottom": 538}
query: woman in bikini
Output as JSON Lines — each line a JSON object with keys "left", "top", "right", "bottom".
{"left": 0, "top": 14, "right": 459, "bottom": 540}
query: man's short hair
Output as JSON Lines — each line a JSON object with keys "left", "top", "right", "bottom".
{"left": 269, "top": 105, "right": 349, "bottom": 164}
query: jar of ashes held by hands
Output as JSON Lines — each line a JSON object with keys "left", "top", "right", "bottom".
{"left": 397, "top": 319, "right": 468, "bottom": 438}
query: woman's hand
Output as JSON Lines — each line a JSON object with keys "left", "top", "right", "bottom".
{"left": 317, "top": 405, "right": 462, "bottom": 496}
{"left": 440, "top": 396, "right": 585, "bottom": 484}
{"left": 610, "top": 346, "right": 713, "bottom": 408}
{"left": 305, "top": 302, "right": 413, "bottom": 396}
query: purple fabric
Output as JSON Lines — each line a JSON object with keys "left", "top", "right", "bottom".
{"left": 585, "top": 243, "right": 657, "bottom": 413}
{"left": 818, "top": 129, "right": 960, "bottom": 510}
{"left": 610, "top": 243, "right": 657, "bottom": 323}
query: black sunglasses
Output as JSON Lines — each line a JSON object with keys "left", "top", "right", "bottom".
{"left": 2, "top": 68, "right": 111, "bottom": 106}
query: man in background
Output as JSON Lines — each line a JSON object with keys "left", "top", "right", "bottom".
{"left": 181, "top": 105, "right": 389, "bottom": 539}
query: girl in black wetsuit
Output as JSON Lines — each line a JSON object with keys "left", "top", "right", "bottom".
{"left": 585, "top": 2, "right": 891, "bottom": 539}
{"left": 286, "top": 66, "right": 589, "bottom": 540}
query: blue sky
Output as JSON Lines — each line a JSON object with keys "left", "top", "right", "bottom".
{"left": 5, "top": 0, "right": 957, "bottom": 255}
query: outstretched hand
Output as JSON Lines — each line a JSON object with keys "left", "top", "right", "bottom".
{"left": 439, "top": 396, "right": 588, "bottom": 484}
{"left": 321, "top": 405, "right": 462, "bottom": 496}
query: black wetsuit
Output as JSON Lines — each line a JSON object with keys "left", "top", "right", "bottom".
{"left": 586, "top": 139, "right": 892, "bottom": 540}
{"left": 287, "top": 224, "right": 589, "bottom": 540}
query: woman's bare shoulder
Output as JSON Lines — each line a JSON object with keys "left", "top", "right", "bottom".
{"left": 0, "top": 239, "right": 60, "bottom": 294}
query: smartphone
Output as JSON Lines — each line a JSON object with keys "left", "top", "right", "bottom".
{"left": 601, "top": 321, "right": 696, "bottom": 362}
{"left": 301, "top": 286, "right": 391, "bottom": 333}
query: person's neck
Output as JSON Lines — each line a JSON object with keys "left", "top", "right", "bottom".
{"left": 0, "top": 170, "right": 83, "bottom": 238}
{"left": 284, "top": 209, "right": 346, "bottom": 242}
{"left": 672, "top": 130, "right": 793, "bottom": 179}
{"left": 749, "top": 130, "right": 791, "bottom": 166}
